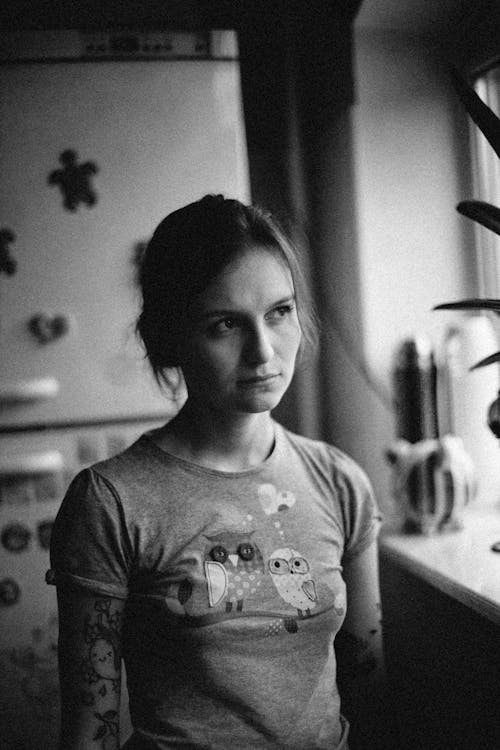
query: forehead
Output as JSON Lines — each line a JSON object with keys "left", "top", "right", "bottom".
{"left": 195, "top": 247, "right": 294, "bottom": 312}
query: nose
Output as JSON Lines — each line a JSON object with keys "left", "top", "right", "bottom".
{"left": 244, "top": 322, "right": 274, "bottom": 364}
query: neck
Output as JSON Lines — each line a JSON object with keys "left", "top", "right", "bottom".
{"left": 155, "top": 402, "right": 276, "bottom": 471}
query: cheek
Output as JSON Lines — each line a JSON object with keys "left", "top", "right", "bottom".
{"left": 183, "top": 342, "right": 238, "bottom": 392}
{"left": 194, "top": 338, "right": 240, "bottom": 370}
{"left": 278, "top": 321, "right": 302, "bottom": 359}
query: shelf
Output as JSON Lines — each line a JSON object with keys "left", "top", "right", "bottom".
{"left": 379, "top": 506, "right": 500, "bottom": 626}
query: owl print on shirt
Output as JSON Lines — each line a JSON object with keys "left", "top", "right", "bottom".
{"left": 204, "top": 530, "right": 266, "bottom": 611}
{"left": 201, "top": 484, "right": 322, "bottom": 623}
{"left": 164, "top": 480, "right": 344, "bottom": 636}
{"left": 268, "top": 547, "right": 318, "bottom": 616}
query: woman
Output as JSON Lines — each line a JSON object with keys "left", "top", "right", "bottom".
{"left": 48, "top": 195, "right": 384, "bottom": 750}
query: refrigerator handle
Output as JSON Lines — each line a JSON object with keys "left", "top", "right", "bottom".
{"left": 0, "top": 376, "right": 60, "bottom": 404}
{"left": 0, "top": 450, "right": 64, "bottom": 477}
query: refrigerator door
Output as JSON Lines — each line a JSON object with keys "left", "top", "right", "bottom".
{"left": 0, "top": 419, "right": 164, "bottom": 749}
{"left": 0, "top": 50, "right": 249, "bottom": 428}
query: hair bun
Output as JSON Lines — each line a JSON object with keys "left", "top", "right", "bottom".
{"left": 201, "top": 193, "right": 225, "bottom": 206}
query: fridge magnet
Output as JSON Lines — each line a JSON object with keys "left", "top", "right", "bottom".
{"left": 1, "top": 522, "right": 32, "bottom": 553}
{"left": 37, "top": 520, "right": 54, "bottom": 551}
{"left": 0, "top": 577, "right": 21, "bottom": 606}
{"left": 28, "top": 312, "right": 69, "bottom": 344}
{"left": 1, "top": 477, "right": 35, "bottom": 505}
{"left": 48, "top": 149, "right": 99, "bottom": 211}
{"left": 0, "top": 227, "right": 17, "bottom": 276}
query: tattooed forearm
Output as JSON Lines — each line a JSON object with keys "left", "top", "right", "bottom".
{"left": 335, "top": 627, "right": 378, "bottom": 687}
{"left": 335, "top": 613, "right": 394, "bottom": 749}
{"left": 74, "top": 598, "right": 122, "bottom": 748}
{"left": 81, "top": 598, "right": 122, "bottom": 698}
{"left": 57, "top": 590, "right": 125, "bottom": 750}
{"left": 93, "top": 710, "right": 119, "bottom": 750}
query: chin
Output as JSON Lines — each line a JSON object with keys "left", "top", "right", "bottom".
{"left": 237, "top": 392, "right": 285, "bottom": 414}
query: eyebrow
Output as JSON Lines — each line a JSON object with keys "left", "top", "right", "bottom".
{"left": 200, "top": 294, "right": 296, "bottom": 320}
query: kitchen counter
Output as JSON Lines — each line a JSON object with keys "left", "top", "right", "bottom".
{"left": 379, "top": 506, "right": 500, "bottom": 749}
{"left": 379, "top": 505, "right": 500, "bottom": 626}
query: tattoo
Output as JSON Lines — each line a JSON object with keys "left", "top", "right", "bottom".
{"left": 93, "top": 710, "right": 119, "bottom": 749}
{"left": 74, "top": 598, "right": 122, "bottom": 746}
{"left": 335, "top": 629, "right": 378, "bottom": 687}
{"left": 81, "top": 689, "right": 95, "bottom": 706}
{"left": 81, "top": 599, "right": 122, "bottom": 695}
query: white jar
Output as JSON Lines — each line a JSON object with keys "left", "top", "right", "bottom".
{"left": 437, "top": 313, "right": 500, "bottom": 508}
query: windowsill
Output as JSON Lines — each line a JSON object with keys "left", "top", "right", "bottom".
{"left": 379, "top": 505, "right": 500, "bottom": 626}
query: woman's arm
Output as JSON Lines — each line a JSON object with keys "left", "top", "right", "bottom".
{"left": 335, "top": 539, "right": 398, "bottom": 749}
{"left": 56, "top": 586, "right": 126, "bottom": 750}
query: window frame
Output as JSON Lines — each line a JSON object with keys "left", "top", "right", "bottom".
{"left": 472, "top": 69, "right": 500, "bottom": 298}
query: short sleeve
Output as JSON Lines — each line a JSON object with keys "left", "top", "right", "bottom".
{"left": 332, "top": 453, "right": 382, "bottom": 562}
{"left": 46, "top": 468, "right": 132, "bottom": 599}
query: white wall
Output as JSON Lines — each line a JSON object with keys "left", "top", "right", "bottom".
{"left": 346, "top": 27, "right": 477, "bottom": 525}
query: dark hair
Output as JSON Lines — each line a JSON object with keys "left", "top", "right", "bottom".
{"left": 136, "top": 194, "right": 317, "bottom": 387}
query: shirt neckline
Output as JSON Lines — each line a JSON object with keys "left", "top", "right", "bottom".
{"left": 140, "top": 421, "right": 282, "bottom": 479}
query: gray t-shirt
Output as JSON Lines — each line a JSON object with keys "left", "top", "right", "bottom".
{"left": 48, "top": 421, "right": 379, "bottom": 750}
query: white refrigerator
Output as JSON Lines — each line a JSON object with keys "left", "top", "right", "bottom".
{"left": 0, "top": 29, "right": 249, "bottom": 749}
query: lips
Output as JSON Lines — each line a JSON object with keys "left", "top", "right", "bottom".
{"left": 238, "top": 374, "right": 279, "bottom": 386}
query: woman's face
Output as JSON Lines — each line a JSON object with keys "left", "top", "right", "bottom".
{"left": 180, "top": 247, "right": 302, "bottom": 417}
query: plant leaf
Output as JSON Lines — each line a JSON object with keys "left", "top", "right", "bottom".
{"left": 451, "top": 68, "right": 500, "bottom": 160}
{"left": 457, "top": 200, "right": 500, "bottom": 235}
{"left": 470, "top": 351, "right": 500, "bottom": 370}
{"left": 434, "top": 298, "right": 500, "bottom": 314}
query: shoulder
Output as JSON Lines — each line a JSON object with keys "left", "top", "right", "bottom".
{"left": 54, "top": 434, "right": 159, "bottom": 527}
{"left": 76, "top": 432, "right": 172, "bottom": 505}
{"left": 277, "top": 423, "right": 371, "bottom": 489}
{"left": 90, "top": 433, "right": 155, "bottom": 484}
{"left": 277, "top": 424, "right": 380, "bottom": 558}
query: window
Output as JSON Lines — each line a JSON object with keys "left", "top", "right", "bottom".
{"left": 473, "top": 67, "right": 500, "bottom": 298}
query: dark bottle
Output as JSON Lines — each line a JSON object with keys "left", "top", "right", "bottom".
{"left": 393, "top": 336, "right": 439, "bottom": 443}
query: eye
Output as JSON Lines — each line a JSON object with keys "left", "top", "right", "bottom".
{"left": 268, "top": 557, "right": 289, "bottom": 574}
{"left": 210, "top": 545, "right": 228, "bottom": 563}
{"left": 238, "top": 542, "right": 255, "bottom": 561}
{"left": 266, "top": 303, "right": 295, "bottom": 322}
{"left": 208, "top": 317, "right": 238, "bottom": 336}
{"left": 290, "top": 556, "right": 309, "bottom": 573}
